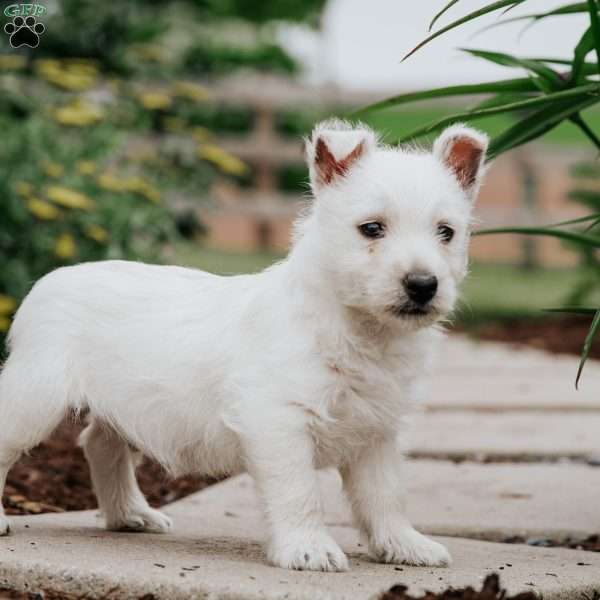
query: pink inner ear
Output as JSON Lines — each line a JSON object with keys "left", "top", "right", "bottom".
{"left": 445, "top": 137, "right": 483, "bottom": 189}
{"left": 315, "top": 138, "right": 365, "bottom": 185}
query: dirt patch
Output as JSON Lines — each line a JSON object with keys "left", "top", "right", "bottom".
{"left": 3, "top": 421, "right": 214, "bottom": 516}
{"left": 460, "top": 315, "right": 600, "bottom": 360}
{"left": 503, "top": 534, "right": 600, "bottom": 553}
{"left": 380, "top": 573, "right": 536, "bottom": 600}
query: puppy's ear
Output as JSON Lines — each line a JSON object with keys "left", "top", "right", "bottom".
{"left": 306, "top": 120, "right": 376, "bottom": 189}
{"left": 434, "top": 124, "right": 488, "bottom": 198}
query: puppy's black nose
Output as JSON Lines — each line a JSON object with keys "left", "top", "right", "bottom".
{"left": 403, "top": 273, "right": 438, "bottom": 305}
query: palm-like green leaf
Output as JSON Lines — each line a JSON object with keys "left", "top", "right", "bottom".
{"left": 568, "top": 189, "right": 600, "bottom": 209}
{"left": 569, "top": 113, "right": 600, "bottom": 149}
{"left": 587, "top": 0, "right": 600, "bottom": 76}
{"left": 544, "top": 214, "right": 600, "bottom": 228}
{"left": 474, "top": 3, "right": 589, "bottom": 35}
{"left": 488, "top": 94, "right": 600, "bottom": 157}
{"left": 460, "top": 48, "right": 563, "bottom": 90}
{"left": 429, "top": 0, "right": 463, "bottom": 30}
{"left": 544, "top": 307, "right": 599, "bottom": 314}
{"left": 471, "top": 92, "right": 536, "bottom": 111}
{"left": 474, "top": 226, "right": 600, "bottom": 247}
{"left": 572, "top": 26, "right": 595, "bottom": 82}
{"left": 396, "top": 83, "right": 600, "bottom": 143}
{"left": 575, "top": 309, "right": 600, "bottom": 388}
{"left": 402, "top": 0, "right": 527, "bottom": 61}
{"left": 354, "top": 78, "right": 539, "bottom": 116}
{"left": 585, "top": 215, "right": 600, "bottom": 231}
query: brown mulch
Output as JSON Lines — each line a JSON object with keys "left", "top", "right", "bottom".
{"left": 3, "top": 420, "right": 214, "bottom": 516}
{"left": 503, "top": 534, "right": 600, "bottom": 553}
{"left": 381, "top": 574, "right": 536, "bottom": 600}
{"left": 0, "top": 574, "right": 540, "bottom": 600}
{"left": 462, "top": 315, "right": 600, "bottom": 360}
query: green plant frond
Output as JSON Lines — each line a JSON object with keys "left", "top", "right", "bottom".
{"left": 473, "top": 3, "right": 589, "bottom": 36}
{"left": 572, "top": 26, "right": 595, "bottom": 82}
{"left": 587, "top": 0, "right": 600, "bottom": 76}
{"left": 543, "top": 214, "right": 600, "bottom": 228}
{"left": 471, "top": 92, "right": 536, "bottom": 111}
{"left": 397, "top": 84, "right": 600, "bottom": 143}
{"left": 460, "top": 48, "right": 563, "bottom": 90}
{"left": 474, "top": 226, "right": 600, "bottom": 247}
{"left": 576, "top": 308, "right": 600, "bottom": 388}
{"left": 487, "top": 94, "right": 600, "bottom": 157}
{"left": 544, "top": 307, "right": 599, "bottom": 314}
{"left": 429, "top": 0, "right": 463, "bottom": 31}
{"left": 402, "top": 0, "right": 527, "bottom": 61}
{"left": 569, "top": 113, "right": 600, "bottom": 149}
{"left": 354, "top": 78, "right": 539, "bottom": 116}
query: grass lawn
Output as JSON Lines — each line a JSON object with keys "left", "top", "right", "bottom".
{"left": 174, "top": 243, "right": 598, "bottom": 323}
{"left": 458, "top": 263, "right": 599, "bottom": 323}
{"left": 174, "top": 243, "right": 283, "bottom": 274}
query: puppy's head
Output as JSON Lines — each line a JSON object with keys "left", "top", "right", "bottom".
{"left": 304, "top": 119, "right": 488, "bottom": 331}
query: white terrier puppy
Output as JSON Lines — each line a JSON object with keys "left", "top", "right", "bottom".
{"left": 0, "top": 120, "right": 487, "bottom": 572}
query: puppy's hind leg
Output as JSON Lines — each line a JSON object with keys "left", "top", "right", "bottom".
{"left": 80, "top": 418, "right": 172, "bottom": 533}
{"left": 0, "top": 356, "right": 70, "bottom": 536}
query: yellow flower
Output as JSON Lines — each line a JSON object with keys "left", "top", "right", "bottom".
{"left": 137, "top": 91, "right": 172, "bottom": 111}
{"left": 46, "top": 186, "right": 95, "bottom": 210}
{"left": 96, "top": 172, "right": 128, "bottom": 192}
{"left": 15, "top": 182, "right": 33, "bottom": 197}
{"left": 192, "top": 127, "right": 212, "bottom": 143}
{"left": 42, "top": 161, "right": 64, "bottom": 178}
{"left": 53, "top": 100, "right": 103, "bottom": 127}
{"left": 0, "top": 317, "right": 10, "bottom": 332}
{"left": 0, "top": 295, "right": 17, "bottom": 315}
{"left": 128, "top": 177, "right": 161, "bottom": 203}
{"left": 34, "top": 59, "right": 98, "bottom": 91}
{"left": 0, "top": 54, "right": 26, "bottom": 70}
{"left": 173, "top": 81, "right": 209, "bottom": 102}
{"left": 76, "top": 161, "right": 97, "bottom": 175}
{"left": 54, "top": 233, "right": 76, "bottom": 259}
{"left": 197, "top": 144, "right": 249, "bottom": 177}
{"left": 97, "top": 173, "right": 161, "bottom": 202}
{"left": 27, "top": 198, "right": 60, "bottom": 220}
{"left": 84, "top": 225, "right": 109, "bottom": 243}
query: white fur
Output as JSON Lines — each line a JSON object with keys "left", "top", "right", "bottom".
{"left": 0, "top": 120, "right": 488, "bottom": 570}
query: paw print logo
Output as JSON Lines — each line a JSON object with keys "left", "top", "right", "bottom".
{"left": 4, "top": 16, "right": 45, "bottom": 48}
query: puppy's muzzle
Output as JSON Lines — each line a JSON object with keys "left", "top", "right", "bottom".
{"left": 402, "top": 273, "right": 438, "bottom": 306}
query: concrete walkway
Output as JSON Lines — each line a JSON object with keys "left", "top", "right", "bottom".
{"left": 1, "top": 336, "right": 600, "bottom": 599}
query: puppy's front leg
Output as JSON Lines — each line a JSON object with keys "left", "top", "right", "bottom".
{"left": 341, "top": 437, "right": 451, "bottom": 567}
{"left": 240, "top": 406, "right": 348, "bottom": 572}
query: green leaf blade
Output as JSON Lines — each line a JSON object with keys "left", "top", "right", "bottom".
{"left": 587, "top": 0, "right": 600, "bottom": 76}
{"left": 355, "top": 78, "right": 539, "bottom": 116}
{"left": 576, "top": 309, "right": 600, "bottom": 388}
{"left": 402, "top": 0, "right": 527, "bottom": 61}
{"left": 474, "top": 226, "right": 600, "bottom": 247}
{"left": 429, "top": 0, "right": 463, "bottom": 30}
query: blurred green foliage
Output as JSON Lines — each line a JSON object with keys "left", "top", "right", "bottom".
{"left": 0, "top": 0, "right": 325, "bottom": 337}
{"left": 184, "top": 42, "right": 297, "bottom": 76}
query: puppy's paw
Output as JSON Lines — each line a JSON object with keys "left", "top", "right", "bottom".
{"left": 370, "top": 528, "right": 451, "bottom": 567}
{"left": 0, "top": 516, "right": 10, "bottom": 536}
{"left": 107, "top": 507, "right": 173, "bottom": 534}
{"left": 269, "top": 529, "right": 349, "bottom": 572}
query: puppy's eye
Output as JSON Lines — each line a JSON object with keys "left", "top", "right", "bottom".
{"left": 358, "top": 221, "right": 385, "bottom": 239}
{"left": 437, "top": 223, "right": 454, "bottom": 244}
